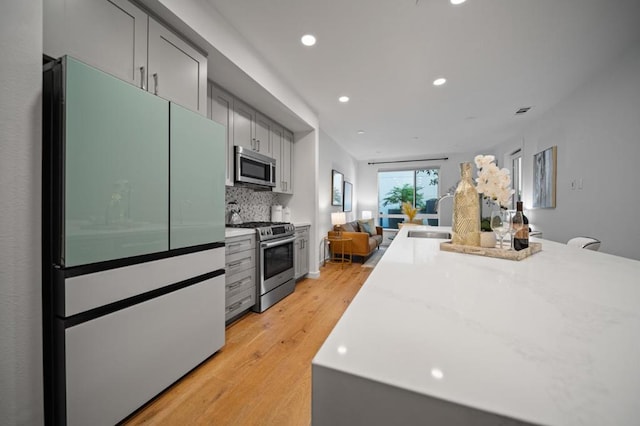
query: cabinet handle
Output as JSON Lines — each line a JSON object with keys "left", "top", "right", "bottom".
{"left": 139, "top": 66, "right": 146, "bottom": 90}
{"left": 227, "top": 300, "right": 243, "bottom": 311}
{"left": 153, "top": 73, "right": 159, "bottom": 95}
{"left": 228, "top": 260, "right": 244, "bottom": 268}
{"left": 228, "top": 278, "right": 249, "bottom": 291}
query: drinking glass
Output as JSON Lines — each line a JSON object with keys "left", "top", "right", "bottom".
{"left": 490, "top": 210, "right": 511, "bottom": 249}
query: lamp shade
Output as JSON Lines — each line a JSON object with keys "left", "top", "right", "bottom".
{"left": 331, "top": 212, "right": 346, "bottom": 226}
{"left": 361, "top": 210, "right": 372, "bottom": 220}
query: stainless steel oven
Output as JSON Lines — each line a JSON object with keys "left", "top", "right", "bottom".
{"left": 227, "top": 221, "right": 296, "bottom": 312}
{"left": 256, "top": 233, "right": 295, "bottom": 312}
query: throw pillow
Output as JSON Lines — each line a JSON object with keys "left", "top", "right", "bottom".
{"left": 357, "top": 219, "right": 375, "bottom": 236}
{"left": 341, "top": 221, "right": 358, "bottom": 232}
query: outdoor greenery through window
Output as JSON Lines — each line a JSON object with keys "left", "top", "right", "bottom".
{"left": 378, "top": 168, "right": 439, "bottom": 229}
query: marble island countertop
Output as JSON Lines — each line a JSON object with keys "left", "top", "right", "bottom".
{"left": 312, "top": 226, "right": 640, "bottom": 425}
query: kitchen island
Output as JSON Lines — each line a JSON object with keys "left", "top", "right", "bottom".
{"left": 312, "top": 226, "right": 640, "bottom": 425}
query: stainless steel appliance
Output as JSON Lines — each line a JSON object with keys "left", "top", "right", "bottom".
{"left": 228, "top": 221, "right": 296, "bottom": 312}
{"left": 235, "top": 145, "right": 276, "bottom": 188}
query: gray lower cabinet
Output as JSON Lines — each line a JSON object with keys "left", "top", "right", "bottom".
{"left": 295, "top": 225, "right": 310, "bottom": 279}
{"left": 225, "top": 233, "right": 257, "bottom": 322}
{"left": 44, "top": 0, "right": 207, "bottom": 115}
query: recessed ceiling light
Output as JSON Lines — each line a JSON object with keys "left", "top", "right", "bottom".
{"left": 301, "top": 34, "right": 316, "bottom": 46}
{"left": 357, "top": 130, "right": 365, "bottom": 134}
{"left": 338, "top": 96, "right": 350, "bottom": 103}
{"left": 433, "top": 77, "right": 447, "bottom": 86}
{"left": 450, "top": 0, "right": 467, "bottom": 5}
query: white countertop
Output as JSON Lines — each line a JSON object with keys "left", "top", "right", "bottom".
{"left": 224, "top": 227, "right": 255, "bottom": 238}
{"left": 313, "top": 226, "right": 640, "bottom": 425}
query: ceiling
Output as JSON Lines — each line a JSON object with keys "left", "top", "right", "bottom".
{"left": 205, "top": 0, "right": 640, "bottom": 161}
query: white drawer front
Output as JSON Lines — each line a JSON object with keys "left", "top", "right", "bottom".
{"left": 65, "top": 247, "right": 224, "bottom": 316}
{"left": 65, "top": 275, "right": 224, "bottom": 426}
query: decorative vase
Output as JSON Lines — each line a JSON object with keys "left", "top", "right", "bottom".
{"left": 452, "top": 162, "right": 480, "bottom": 246}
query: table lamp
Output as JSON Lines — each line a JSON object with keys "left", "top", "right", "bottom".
{"left": 361, "top": 210, "right": 372, "bottom": 220}
{"left": 331, "top": 212, "right": 347, "bottom": 238}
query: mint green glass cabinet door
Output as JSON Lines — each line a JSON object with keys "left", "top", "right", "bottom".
{"left": 64, "top": 57, "right": 169, "bottom": 267}
{"left": 170, "top": 103, "right": 225, "bottom": 249}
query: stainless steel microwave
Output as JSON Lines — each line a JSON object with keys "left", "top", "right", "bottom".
{"left": 235, "top": 145, "right": 276, "bottom": 187}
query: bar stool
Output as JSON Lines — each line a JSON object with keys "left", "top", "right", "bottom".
{"left": 567, "top": 237, "right": 601, "bottom": 251}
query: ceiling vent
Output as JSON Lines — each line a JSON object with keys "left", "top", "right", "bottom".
{"left": 515, "top": 107, "right": 531, "bottom": 115}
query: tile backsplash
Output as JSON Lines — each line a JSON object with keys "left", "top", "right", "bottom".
{"left": 226, "top": 186, "right": 281, "bottom": 223}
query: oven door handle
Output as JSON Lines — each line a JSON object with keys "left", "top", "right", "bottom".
{"left": 260, "top": 236, "right": 296, "bottom": 249}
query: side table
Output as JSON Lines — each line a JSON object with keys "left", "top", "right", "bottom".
{"left": 325, "top": 237, "right": 353, "bottom": 268}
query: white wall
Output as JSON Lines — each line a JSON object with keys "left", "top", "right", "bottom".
{"left": 0, "top": 1, "right": 44, "bottom": 424}
{"left": 284, "top": 129, "right": 320, "bottom": 276}
{"left": 492, "top": 45, "right": 640, "bottom": 260}
{"left": 319, "top": 130, "right": 358, "bottom": 261}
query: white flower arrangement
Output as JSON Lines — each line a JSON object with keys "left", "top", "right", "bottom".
{"left": 474, "top": 155, "right": 514, "bottom": 209}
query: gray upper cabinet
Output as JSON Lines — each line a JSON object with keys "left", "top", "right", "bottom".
{"left": 271, "top": 125, "right": 293, "bottom": 194}
{"left": 271, "top": 125, "right": 284, "bottom": 192}
{"left": 44, "top": 0, "right": 148, "bottom": 88}
{"left": 44, "top": 0, "right": 207, "bottom": 116}
{"left": 148, "top": 18, "right": 207, "bottom": 116}
{"left": 233, "top": 99, "right": 257, "bottom": 151}
{"left": 255, "top": 113, "right": 273, "bottom": 156}
{"left": 209, "top": 83, "right": 235, "bottom": 186}
{"left": 217, "top": 84, "right": 294, "bottom": 192}
{"left": 281, "top": 131, "right": 294, "bottom": 194}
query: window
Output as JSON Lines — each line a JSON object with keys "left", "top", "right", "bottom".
{"left": 378, "top": 168, "right": 439, "bottom": 229}
{"left": 510, "top": 150, "right": 522, "bottom": 207}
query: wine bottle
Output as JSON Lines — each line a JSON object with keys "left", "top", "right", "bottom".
{"left": 513, "top": 201, "right": 529, "bottom": 251}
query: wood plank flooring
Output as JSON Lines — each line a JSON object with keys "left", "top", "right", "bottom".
{"left": 123, "top": 262, "right": 371, "bottom": 425}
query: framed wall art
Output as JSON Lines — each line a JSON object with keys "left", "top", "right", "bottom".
{"left": 343, "top": 181, "right": 353, "bottom": 212}
{"left": 332, "top": 170, "right": 343, "bottom": 206}
{"left": 532, "top": 146, "right": 557, "bottom": 208}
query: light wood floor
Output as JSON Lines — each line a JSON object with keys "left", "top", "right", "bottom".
{"left": 123, "top": 262, "right": 371, "bottom": 425}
